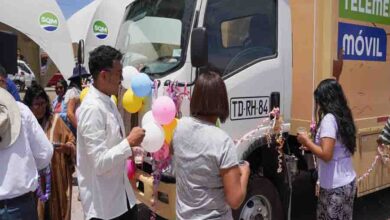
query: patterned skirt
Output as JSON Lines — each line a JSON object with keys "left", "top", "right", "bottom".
{"left": 317, "top": 179, "right": 356, "bottom": 220}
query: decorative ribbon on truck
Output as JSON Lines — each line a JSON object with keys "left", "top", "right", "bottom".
{"left": 338, "top": 22, "right": 387, "bottom": 62}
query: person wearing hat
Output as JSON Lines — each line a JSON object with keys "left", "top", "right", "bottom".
{"left": 77, "top": 45, "right": 145, "bottom": 220}
{"left": 0, "top": 87, "right": 53, "bottom": 220}
{"left": 63, "top": 64, "right": 90, "bottom": 135}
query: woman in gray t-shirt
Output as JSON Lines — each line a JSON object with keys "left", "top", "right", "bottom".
{"left": 172, "top": 72, "right": 250, "bottom": 220}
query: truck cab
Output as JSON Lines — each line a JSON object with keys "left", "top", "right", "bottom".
{"left": 116, "top": 0, "right": 296, "bottom": 219}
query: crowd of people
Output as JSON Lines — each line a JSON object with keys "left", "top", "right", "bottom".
{"left": 0, "top": 45, "right": 390, "bottom": 220}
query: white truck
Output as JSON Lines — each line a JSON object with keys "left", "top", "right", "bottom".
{"left": 112, "top": 0, "right": 390, "bottom": 219}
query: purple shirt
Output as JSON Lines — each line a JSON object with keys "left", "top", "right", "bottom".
{"left": 315, "top": 113, "right": 356, "bottom": 189}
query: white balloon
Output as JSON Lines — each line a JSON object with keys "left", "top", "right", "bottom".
{"left": 121, "top": 66, "right": 139, "bottom": 89}
{"left": 142, "top": 122, "right": 165, "bottom": 153}
{"left": 142, "top": 111, "right": 155, "bottom": 126}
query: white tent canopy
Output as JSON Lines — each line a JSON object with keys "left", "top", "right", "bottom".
{"left": 83, "top": 0, "right": 134, "bottom": 69}
{"left": 67, "top": 0, "right": 102, "bottom": 43}
{"left": 0, "top": 0, "right": 74, "bottom": 79}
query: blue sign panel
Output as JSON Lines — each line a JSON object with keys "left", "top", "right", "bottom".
{"left": 338, "top": 22, "right": 387, "bottom": 62}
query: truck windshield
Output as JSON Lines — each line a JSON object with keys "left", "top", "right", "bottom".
{"left": 116, "top": 0, "right": 195, "bottom": 77}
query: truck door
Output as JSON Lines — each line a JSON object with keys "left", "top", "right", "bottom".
{"left": 203, "top": 0, "right": 292, "bottom": 146}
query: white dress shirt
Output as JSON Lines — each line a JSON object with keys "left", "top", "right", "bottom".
{"left": 77, "top": 85, "right": 136, "bottom": 220}
{"left": 0, "top": 102, "right": 53, "bottom": 200}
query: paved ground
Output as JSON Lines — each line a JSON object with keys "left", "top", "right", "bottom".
{"left": 70, "top": 176, "right": 160, "bottom": 220}
{"left": 70, "top": 182, "right": 390, "bottom": 220}
{"left": 71, "top": 177, "right": 84, "bottom": 220}
{"left": 354, "top": 188, "right": 390, "bottom": 220}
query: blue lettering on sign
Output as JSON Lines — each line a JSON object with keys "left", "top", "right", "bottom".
{"left": 338, "top": 22, "right": 387, "bottom": 62}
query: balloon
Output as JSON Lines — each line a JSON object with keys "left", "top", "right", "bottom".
{"left": 152, "top": 96, "right": 176, "bottom": 125}
{"left": 142, "top": 111, "right": 155, "bottom": 126}
{"left": 126, "top": 159, "right": 136, "bottom": 179}
{"left": 152, "top": 142, "right": 170, "bottom": 161}
{"left": 80, "top": 87, "right": 90, "bottom": 102}
{"left": 163, "top": 118, "right": 178, "bottom": 144}
{"left": 131, "top": 73, "right": 152, "bottom": 97}
{"left": 111, "top": 95, "right": 118, "bottom": 105}
{"left": 142, "top": 122, "right": 165, "bottom": 153}
{"left": 122, "top": 66, "right": 139, "bottom": 89}
{"left": 122, "top": 89, "right": 143, "bottom": 113}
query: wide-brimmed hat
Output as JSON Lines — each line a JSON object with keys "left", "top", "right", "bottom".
{"left": 68, "top": 64, "right": 90, "bottom": 81}
{"left": 0, "top": 88, "right": 21, "bottom": 149}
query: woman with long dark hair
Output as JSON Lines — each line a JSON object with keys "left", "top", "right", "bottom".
{"left": 24, "top": 84, "right": 75, "bottom": 220}
{"left": 297, "top": 79, "right": 356, "bottom": 220}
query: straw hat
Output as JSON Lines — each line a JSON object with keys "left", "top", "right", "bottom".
{"left": 0, "top": 88, "right": 21, "bottom": 149}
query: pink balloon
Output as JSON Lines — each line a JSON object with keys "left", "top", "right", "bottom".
{"left": 152, "top": 96, "right": 176, "bottom": 125}
{"left": 126, "top": 160, "right": 136, "bottom": 179}
{"left": 152, "top": 143, "right": 170, "bottom": 161}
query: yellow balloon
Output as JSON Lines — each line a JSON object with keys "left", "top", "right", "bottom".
{"left": 163, "top": 118, "right": 178, "bottom": 144}
{"left": 111, "top": 95, "right": 118, "bottom": 105}
{"left": 80, "top": 87, "right": 90, "bottom": 102}
{"left": 122, "top": 89, "right": 142, "bottom": 113}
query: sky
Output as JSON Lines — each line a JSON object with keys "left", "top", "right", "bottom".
{"left": 56, "top": 0, "right": 93, "bottom": 19}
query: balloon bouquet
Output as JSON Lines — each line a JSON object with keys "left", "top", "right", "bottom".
{"left": 119, "top": 66, "right": 182, "bottom": 180}
{"left": 121, "top": 66, "right": 196, "bottom": 220}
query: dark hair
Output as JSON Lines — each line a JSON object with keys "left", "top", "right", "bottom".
{"left": 57, "top": 79, "right": 68, "bottom": 93}
{"left": 69, "top": 77, "right": 82, "bottom": 90}
{"left": 190, "top": 71, "right": 229, "bottom": 123}
{"left": 0, "top": 65, "right": 7, "bottom": 78}
{"left": 88, "top": 45, "right": 123, "bottom": 81}
{"left": 314, "top": 79, "right": 356, "bottom": 154}
{"left": 24, "top": 84, "right": 51, "bottom": 120}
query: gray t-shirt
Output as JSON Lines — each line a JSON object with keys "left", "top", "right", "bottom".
{"left": 173, "top": 117, "right": 238, "bottom": 220}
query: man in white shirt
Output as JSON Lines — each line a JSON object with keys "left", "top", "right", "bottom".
{"left": 77, "top": 45, "right": 145, "bottom": 220}
{"left": 0, "top": 87, "right": 53, "bottom": 220}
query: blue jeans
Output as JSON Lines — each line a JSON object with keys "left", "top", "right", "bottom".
{"left": 0, "top": 193, "right": 38, "bottom": 220}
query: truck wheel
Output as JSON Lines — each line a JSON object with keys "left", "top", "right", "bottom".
{"left": 233, "top": 176, "right": 284, "bottom": 220}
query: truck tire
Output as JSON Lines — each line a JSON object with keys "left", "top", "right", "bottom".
{"left": 233, "top": 176, "right": 284, "bottom": 220}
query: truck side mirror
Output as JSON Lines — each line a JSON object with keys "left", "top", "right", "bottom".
{"left": 191, "top": 27, "right": 208, "bottom": 68}
{"left": 270, "top": 92, "right": 280, "bottom": 109}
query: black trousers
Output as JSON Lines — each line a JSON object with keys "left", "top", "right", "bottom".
{"left": 91, "top": 204, "right": 138, "bottom": 220}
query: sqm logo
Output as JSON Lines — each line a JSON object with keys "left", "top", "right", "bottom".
{"left": 93, "top": 20, "right": 108, "bottom": 39}
{"left": 40, "top": 12, "right": 59, "bottom": 31}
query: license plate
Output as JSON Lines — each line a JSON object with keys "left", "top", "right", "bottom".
{"left": 230, "top": 96, "right": 269, "bottom": 120}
